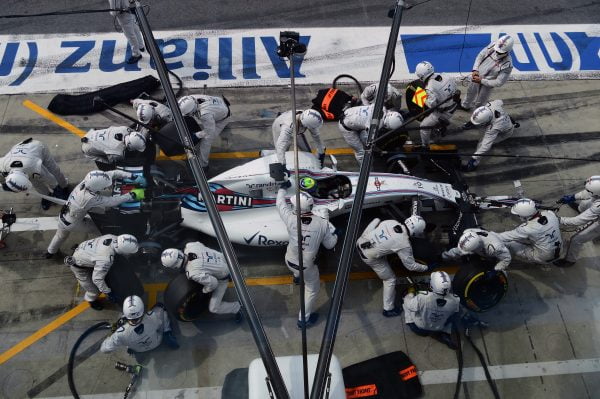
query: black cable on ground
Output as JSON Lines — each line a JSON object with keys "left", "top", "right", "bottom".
{"left": 464, "top": 331, "right": 501, "bottom": 399}
{"left": 332, "top": 74, "right": 363, "bottom": 94}
{"left": 68, "top": 321, "right": 111, "bottom": 399}
{"left": 453, "top": 322, "right": 464, "bottom": 399}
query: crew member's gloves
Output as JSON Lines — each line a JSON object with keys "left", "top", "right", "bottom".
{"left": 318, "top": 151, "right": 326, "bottom": 169}
{"left": 461, "top": 158, "right": 478, "bottom": 172}
{"left": 558, "top": 194, "right": 576, "bottom": 204}
{"left": 280, "top": 180, "right": 292, "bottom": 190}
{"left": 407, "top": 285, "right": 417, "bottom": 296}
{"left": 427, "top": 262, "right": 441, "bottom": 272}
{"left": 202, "top": 285, "right": 215, "bottom": 294}
{"left": 129, "top": 188, "right": 145, "bottom": 200}
{"left": 107, "top": 292, "right": 119, "bottom": 303}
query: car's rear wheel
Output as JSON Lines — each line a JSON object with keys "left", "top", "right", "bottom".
{"left": 452, "top": 260, "right": 508, "bottom": 312}
{"left": 164, "top": 273, "right": 211, "bottom": 321}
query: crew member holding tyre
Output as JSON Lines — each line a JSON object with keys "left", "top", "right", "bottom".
{"left": 46, "top": 170, "right": 144, "bottom": 259}
{"left": 64, "top": 234, "right": 139, "bottom": 310}
{"left": 499, "top": 198, "right": 562, "bottom": 264}
{"left": 81, "top": 126, "right": 147, "bottom": 165}
{"left": 356, "top": 216, "right": 431, "bottom": 318}
{"left": 555, "top": 176, "right": 600, "bottom": 267}
{"left": 403, "top": 271, "right": 460, "bottom": 349}
{"left": 101, "top": 295, "right": 179, "bottom": 354}
{"left": 161, "top": 242, "right": 242, "bottom": 320}
{"left": 273, "top": 109, "right": 326, "bottom": 168}
{"left": 442, "top": 227, "right": 512, "bottom": 272}
{"left": 277, "top": 182, "right": 338, "bottom": 329}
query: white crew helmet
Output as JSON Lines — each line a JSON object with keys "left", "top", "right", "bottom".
{"left": 290, "top": 191, "right": 314, "bottom": 214}
{"left": 178, "top": 96, "right": 198, "bottom": 116}
{"left": 161, "top": 248, "right": 185, "bottom": 270}
{"left": 136, "top": 104, "right": 155, "bottom": 124}
{"left": 84, "top": 170, "right": 113, "bottom": 193}
{"left": 124, "top": 131, "right": 147, "bottom": 152}
{"left": 299, "top": 109, "right": 323, "bottom": 130}
{"left": 4, "top": 170, "right": 32, "bottom": 192}
{"left": 123, "top": 295, "right": 145, "bottom": 325}
{"left": 585, "top": 176, "right": 600, "bottom": 196}
{"left": 382, "top": 111, "right": 404, "bottom": 130}
{"left": 494, "top": 35, "right": 514, "bottom": 54}
{"left": 458, "top": 230, "right": 483, "bottom": 253}
{"left": 430, "top": 271, "right": 452, "bottom": 295}
{"left": 415, "top": 61, "right": 435, "bottom": 80}
{"left": 511, "top": 198, "right": 537, "bottom": 219}
{"left": 405, "top": 215, "right": 426, "bottom": 236}
{"left": 470, "top": 106, "right": 493, "bottom": 125}
{"left": 114, "top": 234, "right": 139, "bottom": 255}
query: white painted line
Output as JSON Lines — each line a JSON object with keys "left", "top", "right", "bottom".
{"left": 11, "top": 217, "right": 59, "bottom": 232}
{"left": 42, "top": 386, "right": 222, "bottom": 399}
{"left": 419, "top": 357, "right": 600, "bottom": 385}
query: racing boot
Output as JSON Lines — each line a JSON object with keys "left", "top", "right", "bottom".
{"left": 126, "top": 54, "right": 142, "bottom": 64}
{"left": 41, "top": 195, "right": 53, "bottom": 211}
{"left": 163, "top": 330, "right": 180, "bottom": 350}
{"left": 553, "top": 258, "right": 576, "bottom": 268}
{"left": 89, "top": 300, "right": 104, "bottom": 311}
{"left": 297, "top": 313, "right": 319, "bottom": 330}
{"left": 432, "top": 332, "right": 458, "bottom": 350}
{"left": 235, "top": 309, "right": 244, "bottom": 323}
{"left": 382, "top": 306, "right": 402, "bottom": 318}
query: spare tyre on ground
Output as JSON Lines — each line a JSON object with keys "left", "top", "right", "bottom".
{"left": 452, "top": 257, "right": 508, "bottom": 312}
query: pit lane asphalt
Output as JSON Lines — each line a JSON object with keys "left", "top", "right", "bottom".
{"left": 1, "top": 0, "right": 599, "bottom": 35}
{"left": 1, "top": 78, "right": 600, "bottom": 398}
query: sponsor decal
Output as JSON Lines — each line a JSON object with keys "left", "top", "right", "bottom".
{"left": 374, "top": 176, "right": 384, "bottom": 191}
{"left": 243, "top": 231, "right": 288, "bottom": 246}
{"left": 399, "top": 365, "right": 418, "bottom": 381}
{"left": 345, "top": 384, "right": 378, "bottom": 399}
{"left": 0, "top": 25, "right": 597, "bottom": 94}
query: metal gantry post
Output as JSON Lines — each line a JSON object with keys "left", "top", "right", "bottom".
{"left": 133, "top": 3, "right": 289, "bottom": 398}
{"left": 310, "top": 2, "right": 406, "bottom": 398}
{"left": 288, "top": 53, "right": 310, "bottom": 399}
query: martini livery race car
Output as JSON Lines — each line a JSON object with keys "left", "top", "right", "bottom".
{"left": 179, "top": 151, "right": 461, "bottom": 247}
{"left": 91, "top": 149, "right": 521, "bottom": 317}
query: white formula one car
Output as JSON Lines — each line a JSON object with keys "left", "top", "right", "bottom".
{"left": 178, "top": 151, "right": 461, "bottom": 246}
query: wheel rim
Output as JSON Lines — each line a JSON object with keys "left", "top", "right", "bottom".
{"left": 463, "top": 272, "right": 508, "bottom": 312}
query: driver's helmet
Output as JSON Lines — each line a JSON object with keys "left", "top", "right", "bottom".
{"left": 299, "top": 176, "right": 316, "bottom": 191}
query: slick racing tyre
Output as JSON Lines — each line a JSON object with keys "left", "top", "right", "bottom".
{"left": 452, "top": 261, "right": 508, "bottom": 312}
{"left": 164, "top": 274, "right": 210, "bottom": 322}
{"left": 105, "top": 257, "right": 144, "bottom": 307}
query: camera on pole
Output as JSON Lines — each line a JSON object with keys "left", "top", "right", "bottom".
{"left": 277, "top": 31, "right": 306, "bottom": 58}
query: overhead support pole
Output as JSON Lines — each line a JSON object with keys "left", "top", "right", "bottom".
{"left": 133, "top": 3, "right": 289, "bottom": 398}
{"left": 310, "top": 2, "right": 406, "bottom": 398}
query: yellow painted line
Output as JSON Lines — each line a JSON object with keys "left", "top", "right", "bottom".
{"left": 22, "top": 100, "right": 86, "bottom": 138}
{"left": 142, "top": 266, "right": 459, "bottom": 293}
{"left": 0, "top": 301, "right": 90, "bottom": 365}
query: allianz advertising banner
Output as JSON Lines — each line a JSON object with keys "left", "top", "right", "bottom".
{"left": 0, "top": 24, "right": 598, "bottom": 94}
